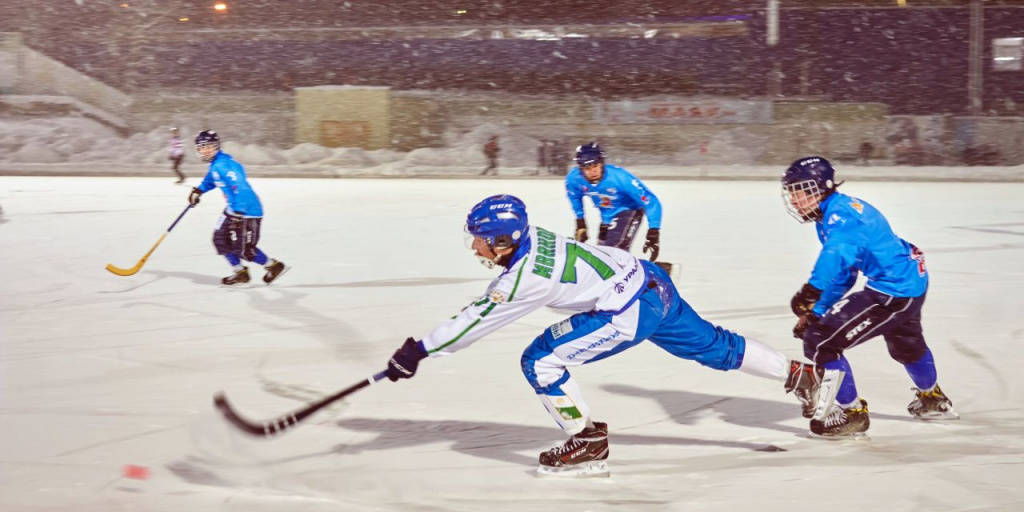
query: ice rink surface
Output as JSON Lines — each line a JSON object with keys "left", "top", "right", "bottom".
{"left": 1, "top": 176, "right": 1022, "bottom": 512}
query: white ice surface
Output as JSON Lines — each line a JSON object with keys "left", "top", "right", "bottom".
{"left": 1, "top": 177, "right": 1022, "bottom": 512}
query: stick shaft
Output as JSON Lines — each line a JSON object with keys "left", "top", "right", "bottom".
{"left": 214, "top": 371, "right": 389, "bottom": 438}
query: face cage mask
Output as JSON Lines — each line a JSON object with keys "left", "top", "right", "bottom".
{"left": 782, "top": 179, "right": 824, "bottom": 223}
{"left": 196, "top": 142, "right": 219, "bottom": 162}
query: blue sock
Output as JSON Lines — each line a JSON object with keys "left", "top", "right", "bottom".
{"left": 903, "top": 349, "right": 937, "bottom": 390}
{"left": 250, "top": 249, "right": 269, "bottom": 266}
{"left": 823, "top": 356, "right": 859, "bottom": 406}
{"left": 225, "top": 253, "right": 241, "bottom": 267}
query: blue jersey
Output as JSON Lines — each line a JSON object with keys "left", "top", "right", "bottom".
{"left": 196, "top": 152, "right": 264, "bottom": 217}
{"left": 565, "top": 164, "right": 663, "bottom": 228}
{"left": 809, "top": 192, "right": 928, "bottom": 316}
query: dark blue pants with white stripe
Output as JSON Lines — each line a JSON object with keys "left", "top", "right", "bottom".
{"left": 802, "top": 287, "right": 936, "bottom": 405}
{"left": 599, "top": 209, "right": 644, "bottom": 251}
{"left": 804, "top": 287, "right": 929, "bottom": 366}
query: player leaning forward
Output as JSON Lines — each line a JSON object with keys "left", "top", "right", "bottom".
{"left": 383, "top": 194, "right": 820, "bottom": 477}
{"left": 189, "top": 130, "right": 288, "bottom": 286}
{"left": 783, "top": 156, "right": 958, "bottom": 439}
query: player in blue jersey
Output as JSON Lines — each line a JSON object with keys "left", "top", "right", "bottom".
{"left": 383, "top": 194, "right": 821, "bottom": 477}
{"left": 188, "top": 130, "right": 288, "bottom": 286}
{"left": 565, "top": 142, "right": 673, "bottom": 274}
{"left": 782, "top": 156, "right": 958, "bottom": 439}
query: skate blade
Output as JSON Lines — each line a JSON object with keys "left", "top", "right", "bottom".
{"left": 264, "top": 266, "right": 290, "bottom": 285}
{"left": 807, "top": 431, "right": 870, "bottom": 441}
{"left": 913, "top": 409, "right": 960, "bottom": 421}
{"left": 220, "top": 282, "right": 254, "bottom": 289}
{"left": 537, "top": 460, "right": 609, "bottom": 478}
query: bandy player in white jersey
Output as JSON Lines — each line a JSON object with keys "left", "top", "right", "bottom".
{"left": 383, "top": 195, "right": 821, "bottom": 477}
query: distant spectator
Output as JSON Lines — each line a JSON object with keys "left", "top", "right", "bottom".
{"left": 545, "top": 140, "right": 557, "bottom": 174}
{"left": 554, "top": 139, "right": 571, "bottom": 176}
{"left": 482, "top": 136, "right": 500, "bottom": 176}
{"left": 168, "top": 127, "right": 186, "bottom": 184}
{"left": 859, "top": 141, "right": 874, "bottom": 166}
{"left": 537, "top": 139, "right": 549, "bottom": 175}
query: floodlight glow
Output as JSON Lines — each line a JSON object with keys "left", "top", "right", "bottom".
{"left": 214, "top": 2, "right": 228, "bottom": 12}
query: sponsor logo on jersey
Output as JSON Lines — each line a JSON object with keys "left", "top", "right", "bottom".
{"left": 565, "top": 331, "right": 620, "bottom": 360}
{"left": 599, "top": 195, "right": 613, "bottom": 208}
{"left": 489, "top": 289, "right": 507, "bottom": 303}
{"left": 827, "top": 213, "right": 845, "bottom": 226}
{"left": 845, "top": 319, "right": 872, "bottom": 340}
{"left": 550, "top": 318, "right": 574, "bottom": 339}
{"left": 613, "top": 260, "right": 640, "bottom": 294}
{"left": 849, "top": 201, "right": 864, "bottom": 214}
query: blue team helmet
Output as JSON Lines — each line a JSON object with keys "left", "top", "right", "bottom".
{"left": 575, "top": 142, "right": 605, "bottom": 167}
{"left": 781, "top": 156, "right": 840, "bottom": 223}
{"left": 465, "top": 195, "right": 529, "bottom": 251}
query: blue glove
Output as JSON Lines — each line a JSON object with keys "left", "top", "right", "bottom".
{"left": 386, "top": 337, "right": 428, "bottom": 382}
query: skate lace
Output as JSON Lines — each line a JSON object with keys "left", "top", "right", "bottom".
{"left": 823, "top": 407, "right": 848, "bottom": 428}
{"left": 910, "top": 387, "right": 947, "bottom": 410}
{"left": 552, "top": 436, "right": 585, "bottom": 455}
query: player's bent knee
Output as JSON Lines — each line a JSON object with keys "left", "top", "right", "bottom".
{"left": 242, "top": 246, "right": 260, "bottom": 260}
{"left": 887, "top": 343, "right": 928, "bottom": 365}
{"left": 521, "top": 349, "right": 569, "bottom": 393}
{"left": 213, "top": 236, "right": 233, "bottom": 255}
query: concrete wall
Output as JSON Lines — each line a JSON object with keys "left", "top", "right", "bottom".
{"left": 386, "top": 92, "right": 891, "bottom": 165}
{"left": 129, "top": 90, "right": 295, "bottom": 146}
{"left": 1, "top": 32, "right": 131, "bottom": 127}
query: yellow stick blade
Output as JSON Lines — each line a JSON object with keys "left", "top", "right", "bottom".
{"left": 106, "top": 262, "right": 142, "bottom": 276}
{"left": 105, "top": 233, "right": 167, "bottom": 277}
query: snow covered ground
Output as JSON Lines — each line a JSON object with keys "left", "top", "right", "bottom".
{"left": 1, "top": 176, "right": 1022, "bottom": 512}
{"left": 2, "top": 115, "right": 1022, "bottom": 181}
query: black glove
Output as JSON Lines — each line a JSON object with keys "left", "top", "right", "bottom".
{"left": 793, "top": 313, "right": 820, "bottom": 339}
{"left": 574, "top": 218, "right": 588, "bottom": 243}
{"left": 643, "top": 228, "right": 660, "bottom": 261}
{"left": 188, "top": 187, "right": 202, "bottom": 206}
{"left": 386, "top": 337, "right": 428, "bottom": 382}
{"left": 598, "top": 224, "right": 609, "bottom": 242}
{"left": 790, "top": 282, "right": 823, "bottom": 317}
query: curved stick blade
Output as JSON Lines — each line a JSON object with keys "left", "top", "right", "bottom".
{"left": 106, "top": 262, "right": 142, "bottom": 276}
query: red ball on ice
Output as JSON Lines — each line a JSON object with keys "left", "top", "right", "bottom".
{"left": 122, "top": 464, "right": 150, "bottom": 480}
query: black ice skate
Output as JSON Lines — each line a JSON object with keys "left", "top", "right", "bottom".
{"left": 262, "top": 259, "right": 288, "bottom": 284}
{"left": 809, "top": 398, "right": 870, "bottom": 440}
{"left": 221, "top": 267, "right": 251, "bottom": 286}
{"left": 784, "top": 360, "right": 823, "bottom": 418}
{"left": 537, "top": 422, "right": 610, "bottom": 478}
{"left": 908, "top": 384, "right": 959, "bottom": 420}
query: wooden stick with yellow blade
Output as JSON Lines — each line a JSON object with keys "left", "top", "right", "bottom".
{"left": 106, "top": 205, "right": 193, "bottom": 276}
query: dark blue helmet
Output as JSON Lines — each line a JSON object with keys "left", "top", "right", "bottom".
{"left": 194, "top": 130, "right": 221, "bottom": 162}
{"left": 195, "top": 130, "right": 220, "bottom": 147}
{"left": 465, "top": 195, "right": 529, "bottom": 252}
{"left": 575, "top": 142, "right": 604, "bottom": 167}
{"left": 781, "top": 156, "right": 840, "bottom": 222}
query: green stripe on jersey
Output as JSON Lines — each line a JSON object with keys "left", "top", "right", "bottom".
{"left": 430, "top": 302, "right": 497, "bottom": 353}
